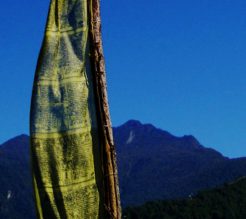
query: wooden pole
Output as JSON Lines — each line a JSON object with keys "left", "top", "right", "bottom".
{"left": 88, "top": 0, "right": 122, "bottom": 218}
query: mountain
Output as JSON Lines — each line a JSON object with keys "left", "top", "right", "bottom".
{"left": 115, "top": 120, "right": 246, "bottom": 206}
{"left": 1, "top": 120, "right": 246, "bottom": 218}
{"left": 123, "top": 176, "right": 246, "bottom": 219}
{"left": 0, "top": 134, "right": 35, "bottom": 219}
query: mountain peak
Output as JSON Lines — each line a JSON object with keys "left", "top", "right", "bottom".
{"left": 118, "top": 120, "right": 172, "bottom": 135}
{"left": 181, "top": 135, "right": 202, "bottom": 149}
{"left": 0, "top": 134, "right": 30, "bottom": 157}
{"left": 1, "top": 134, "right": 29, "bottom": 147}
{"left": 14, "top": 134, "right": 29, "bottom": 141}
{"left": 121, "top": 120, "right": 143, "bottom": 127}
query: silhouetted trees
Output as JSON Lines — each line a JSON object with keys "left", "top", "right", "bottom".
{"left": 123, "top": 177, "right": 246, "bottom": 219}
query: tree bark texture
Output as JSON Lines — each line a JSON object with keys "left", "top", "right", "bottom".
{"left": 88, "top": 0, "right": 121, "bottom": 218}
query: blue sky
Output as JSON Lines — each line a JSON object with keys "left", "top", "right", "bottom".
{"left": 0, "top": 0, "right": 246, "bottom": 158}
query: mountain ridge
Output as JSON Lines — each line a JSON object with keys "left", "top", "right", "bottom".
{"left": 1, "top": 120, "right": 246, "bottom": 218}
{"left": 113, "top": 120, "right": 245, "bottom": 206}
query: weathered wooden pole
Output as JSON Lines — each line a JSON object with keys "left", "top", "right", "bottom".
{"left": 88, "top": 0, "right": 122, "bottom": 218}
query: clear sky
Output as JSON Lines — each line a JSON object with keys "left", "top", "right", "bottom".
{"left": 0, "top": 0, "right": 246, "bottom": 158}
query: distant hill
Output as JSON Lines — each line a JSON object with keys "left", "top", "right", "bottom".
{"left": 115, "top": 120, "right": 246, "bottom": 206}
{"left": 123, "top": 176, "right": 246, "bottom": 219}
{"left": 0, "top": 134, "right": 35, "bottom": 219}
{"left": 1, "top": 120, "right": 246, "bottom": 218}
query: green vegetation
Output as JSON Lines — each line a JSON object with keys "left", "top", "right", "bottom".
{"left": 123, "top": 177, "right": 246, "bottom": 219}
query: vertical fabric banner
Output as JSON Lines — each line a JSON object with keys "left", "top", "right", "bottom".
{"left": 30, "top": 0, "right": 121, "bottom": 218}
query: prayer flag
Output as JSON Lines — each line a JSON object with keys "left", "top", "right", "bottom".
{"left": 30, "top": 0, "right": 121, "bottom": 218}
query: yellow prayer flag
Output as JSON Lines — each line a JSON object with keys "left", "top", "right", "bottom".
{"left": 30, "top": 0, "right": 121, "bottom": 218}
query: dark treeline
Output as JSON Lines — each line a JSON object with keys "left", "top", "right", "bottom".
{"left": 123, "top": 177, "right": 246, "bottom": 219}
